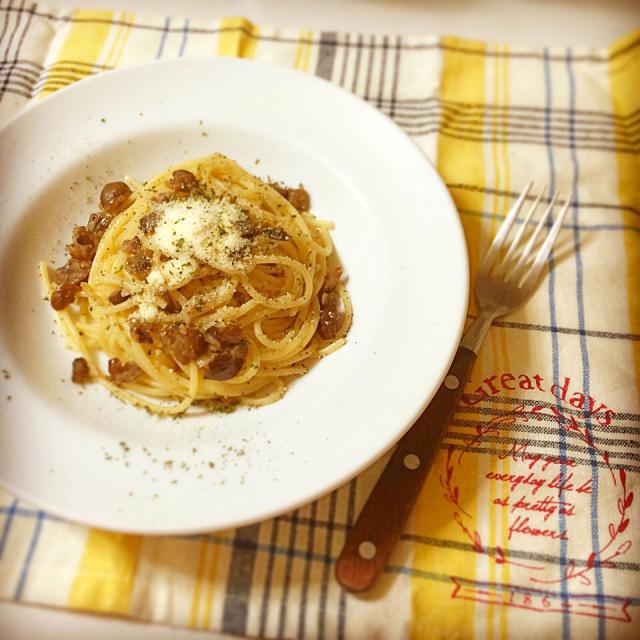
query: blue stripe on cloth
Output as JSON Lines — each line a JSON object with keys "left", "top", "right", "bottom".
{"left": 13, "top": 510, "right": 44, "bottom": 600}
{"left": 0, "top": 504, "right": 62, "bottom": 522}
{"left": 542, "top": 47, "right": 570, "bottom": 640}
{"left": 566, "top": 47, "right": 605, "bottom": 639}
{"left": 178, "top": 18, "right": 189, "bottom": 57}
{"left": 155, "top": 16, "right": 170, "bottom": 59}
{"left": 0, "top": 499, "right": 18, "bottom": 560}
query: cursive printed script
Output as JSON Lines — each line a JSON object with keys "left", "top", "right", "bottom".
{"left": 462, "top": 373, "right": 616, "bottom": 427}
{"left": 498, "top": 441, "right": 577, "bottom": 472}
{"left": 443, "top": 377, "right": 634, "bottom": 613}
{"left": 493, "top": 494, "right": 576, "bottom": 523}
{"left": 508, "top": 515, "right": 569, "bottom": 541}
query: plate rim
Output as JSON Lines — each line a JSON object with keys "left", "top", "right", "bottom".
{"left": 0, "top": 57, "right": 469, "bottom": 534}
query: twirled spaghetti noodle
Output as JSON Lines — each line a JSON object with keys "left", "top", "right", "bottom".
{"left": 42, "top": 154, "right": 351, "bottom": 415}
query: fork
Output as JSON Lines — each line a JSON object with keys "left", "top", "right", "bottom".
{"left": 335, "top": 183, "right": 571, "bottom": 592}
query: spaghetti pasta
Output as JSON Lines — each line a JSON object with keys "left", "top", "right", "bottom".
{"left": 43, "top": 154, "right": 351, "bottom": 415}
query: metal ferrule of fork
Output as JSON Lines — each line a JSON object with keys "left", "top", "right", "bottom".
{"left": 460, "top": 310, "right": 495, "bottom": 353}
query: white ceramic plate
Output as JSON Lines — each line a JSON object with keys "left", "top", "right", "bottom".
{"left": 0, "top": 59, "right": 468, "bottom": 534}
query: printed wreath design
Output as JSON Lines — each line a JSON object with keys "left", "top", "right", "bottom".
{"left": 440, "top": 403, "right": 634, "bottom": 585}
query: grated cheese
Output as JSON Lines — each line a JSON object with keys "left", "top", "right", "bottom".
{"left": 149, "top": 196, "right": 251, "bottom": 273}
{"left": 137, "top": 301, "right": 160, "bottom": 322}
{"left": 130, "top": 195, "right": 252, "bottom": 323}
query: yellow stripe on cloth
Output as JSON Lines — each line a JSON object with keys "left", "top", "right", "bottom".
{"left": 102, "top": 13, "right": 126, "bottom": 69}
{"left": 68, "top": 530, "right": 142, "bottom": 614}
{"left": 410, "top": 36, "right": 487, "bottom": 640}
{"left": 188, "top": 540, "right": 209, "bottom": 627}
{"left": 488, "top": 44, "right": 512, "bottom": 640}
{"left": 217, "top": 17, "right": 259, "bottom": 58}
{"left": 487, "top": 44, "right": 501, "bottom": 640}
{"left": 201, "top": 542, "right": 220, "bottom": 628}
{"left": 187, "top": 539, "right": 220, "bottom": 629}
{"left": 114, "top": 13, "right": 135, "bottom": 67}
{"left": 609, "top": 30, "right": 640, "bottom": 390}
{"left": 39, "top": 9, "right": 113, "bottom": 97}
{"left": 438, "top": 44, "right": 488, "bottom": 306}
{"left": 293, "top": 30, "right": 309, "bottom": 71}
{"left": 498, "top": 44, "right": 511, "bottom": 640}
{"left": 103, "top": 12, "right": 134, "bottom": 70}
{"left": 302, "top": 30, "right": 314, "bottom": 72}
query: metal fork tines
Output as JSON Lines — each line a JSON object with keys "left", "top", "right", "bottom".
{"left": 462, "top": 183, "right": 571, "bottom": 352}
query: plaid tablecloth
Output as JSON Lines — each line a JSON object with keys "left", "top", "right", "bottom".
{"left": 0, "top": 3, "right": 639, "bottom": 639}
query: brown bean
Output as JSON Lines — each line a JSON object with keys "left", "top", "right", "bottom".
{"left": 50, "top": 283, "right": 80, "bottom": 310}
{"left": 100, "top": 182, "right": 133, "bottom": 214}
{"left": 108, "top": 289, "right": 130, "bottom": 305}
{"left": 317, "top": 290, "right": 340, "bottom": 340}
{"left": 205, "top": 322, "right": 244, "bottom": 347}
{"left": 139, "top": 211, "right": 159, "bottom": 235}
{"left": 203, "top": 352, "right": 244, "bottom": 380}
{"left": 161, "top": 292, "right": 182, "bottom": 314}
{"left": 72, "top": 225, "right": 93, "bottom": 245}
{"left": 67, "top": 226, "right": 98, "bottom": 260}
{"left": 270, "top": 183, "right": 289, "bottom": 198}
{"left": 169, "top": 170, "right": 198, "bottom": 194}
{"left": 87, "top": 210, "right": 114, "bottom": 238}
{"left": 66, "top": 242, "right": 95, "bottom": 261}
{"left": 286, "top": 187, "right": 310, "bottom": 211}
{"left": 270, "top": 183, "right": 311, "bottom": 211}
{"left": 108, "top": 357, "right": 143, "bottom": 383}
{"left": 164, "top": 324, "right": 207, "bottom": 365}
{"left": 125, "top": 251, "right": 153, "bottom": 280}
{"left": 71, "top": 357, "right": 91, "bottom": 384}
{"left": 131, "top": 324, "right": 153, "bottom": 344}
{"left": 150, "top": 193, "right": 172, "bottom": 205}
{"left": 53, "top": 259, "right": 91, "bottom": 286}
{"left": 121, "top": 235, "right": 142, "bottom": 254}
{"left": 322, "top": 267, "right": 343, "bottom": 294}
{"left": 238, "top": 219, "right": 258, "bottom": 239}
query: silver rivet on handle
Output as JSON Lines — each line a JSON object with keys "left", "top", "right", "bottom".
{"left": 358, "top": 541, "right": 377, "bottom": 560}
{"left": 403, "top": 454, "right": 420, "bottom": 470}
{"left": 444, "top": 375, "right": 459, "bottom": 390}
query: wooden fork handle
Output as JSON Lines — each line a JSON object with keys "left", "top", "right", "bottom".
{"left": 335, "top": 346, "right": 476, "bottom": 592}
